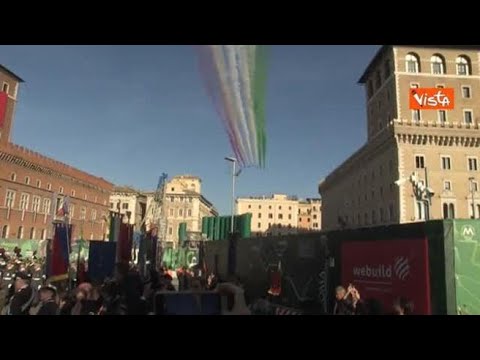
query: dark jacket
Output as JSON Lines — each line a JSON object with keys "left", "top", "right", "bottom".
{"left": 9, "top": 286, "right": 35, "bottom": 315}
{"left": 333, "top": 298, "right": 356, "bottom": 315}
{"left": 37, "top": 300, "right": 59, "bottom": 316}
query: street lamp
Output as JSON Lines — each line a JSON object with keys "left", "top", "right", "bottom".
{"left": 469, "top": 177, "right": 476, "bottom": 219}
{"left": 225, "top": 157, "right": 237, "bottom": 233}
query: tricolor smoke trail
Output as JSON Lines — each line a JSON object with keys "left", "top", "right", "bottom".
{"left": 196, "top": 45, "right": 268, "bottom": 168}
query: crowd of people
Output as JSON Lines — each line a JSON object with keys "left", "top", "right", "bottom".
{"left": 333, "top": 284, "right": 413, "bottom": 315}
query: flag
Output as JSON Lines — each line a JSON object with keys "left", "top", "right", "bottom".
{"left": 47, "top": 223, "right": 72, "bottom": 282}
{"left": 88, "top": 241, "right": 116, "bottom": 282}
{"left": 116, "top": 223, "right": 133, "bottom": 264}
{"left": 56, "top": 196, "right": 70, "bottom": 217}
{"left": 0, "top": 91, "right": 7, "bottom": 128}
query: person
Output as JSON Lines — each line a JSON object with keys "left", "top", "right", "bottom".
{"left": 6, "top": 272, "right": 35, "bottom": 315}
{"left": 392, "top": 297, "right": 414, "bottom": 315}
{"left": 36, "top": 285, "right": 59, "bottom": 315}
{"left": 333, "top": 284, "right": 360, "bottom": 315}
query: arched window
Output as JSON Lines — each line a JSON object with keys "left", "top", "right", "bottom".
{"left": 17, "top": 226, "right": 23, "bottom": 239}
{"left": 25, "top": 176, "right": 30, "bottom": 185}
{"left": 456, "top": 55, "right": 471, "bottom": 75}
{"left": 36, "top": 180, "right": 41, "bottom": 188}
{"left": 1, "top": 225, "right": 8, "bottom": 238}
{"left": 431, "top": 54, "right": 445, "bottom": 74}
{"left": 406, "top": 53, "right": 420, "bottom": 73}
{"left": 29, "top": 227, "right": 35, "bottom": 239}
{"left": 449, "top": 203, "right": 455, "bottom": 219}
{"left": 10, "top": 172, "right": 16, "bottom": 181}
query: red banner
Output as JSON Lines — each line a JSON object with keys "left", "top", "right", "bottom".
{"left": 0, "top": 92, "right": 7, "bottom": 128}
{"left": 341, "top": 238, "right": 431, "bottom": 314}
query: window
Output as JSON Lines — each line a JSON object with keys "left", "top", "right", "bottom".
{"left": 415, "top": 155, "right": 425, "bottom": 169}
{"left": 468, "top": 157, "right": 478, "bottom": 171}
{"left": 380, "top": 208, "right": 385, "bottom": 222}
{"left": 258, "top": 213, "right": 262, "bottom": 219}
{"left": 288, "top": 214, "right": 292, "bottom": 220}
{"left": 41, "top": 229, "right": 46, "bottom": 240}
{"left": 384, "top": 60, "right": 391, "bottom": 79}
{"left": 36, "top": 180, "right": 41, "bottom": 188}
{"left": 32, "top": 196, "right": 41, "bottom": 213}
{"left": 441, "top": 156, "right": 451, "bottom": 170}
{"left": 416, "top": 201, "right": 426, "bottom": 220}
{"left": 258, "top": 223, "right": 261, "bottom": 229}
{"left": 5, "top": 190, "right": 15, "bottom": 208}
{"left": 171, "top": 187, "right": 175, "bottom": 192}
{"left": 1, "top": 225, "right": 8, "bottom": 238}
{"left": 188, "top": 209, "right": 192, "bottom": 217}
{"left": 29, "top": 227, "right": 35, "bottom": 240}
{"left": 24, "top": 176, "right": 30, "bottom": 185}
{"left": 406, "top": 53, "right": 420, "bottom": 73}
{"left": 313, "top": 223, "right": 318, "bottom": 229}
{"left": 169, "top": 208, "right": 174, "bottom": 216}
{"left": 456, "top": 56, "right": 471, "bottom": 76}
{"left": 438, "top": 110, "right": 447, "bottom": 123}
{"left": 170, "top": 196, "right": 174, "bottom": 202}
{"left": 279, "top": 206, "right": 282, "bottom": 210}
{"left": 464, "top": 110, "right": 473, "bottom": 124}
{"left": 389, "top": 204, "right": 394, "bottom": 221}
{"left": 288, "top": 206, "right": 292, "bottom": 210}
{"left": 268, "top": 205, "right": 272, "bottom": 210}
{"left": 110, "top": 202, "right": 114, "bottom": 209}
{"left": 462, "top": 86, "right": 471, "bottom": 99}
{"left": 278, "top": 214, "right": 283, "bottom": 220}
{"left": 80, "top": 207, "right": 86, "bottom": 220}
{"left": 168, "top": 227, "right": 173, "bottom": 235}
{"left": 179, "top": 209, "right": 183, "bottom": 217}
{"left": 444, "top": 181, "right": 452, "bottom": 191}
{"left": 248, "top": 205, "right": 251, "bottom": 209}
{"left": 15, "top": 226, "right": 24, "bottom": 240}
{"left": 20, "top": 193, "right": 29, "bottom": 211}
{"left": 188, "top": 197, "right": 192, "bottom": 203}
{"left": 357, "top": 214, "right": 361, "bottom": 226}
{"left": 2, "top": 82, "right": 9, "bottom": 93}
{"left": 375, "top": 71, "right": 381, "bottom": 89}
{"left": 364, "top": 213, "right": 369, "bottom": 225}
{"left": 371, "top": 191, "right": 375, "bottom": 200}
{"left": 372, "top": 210, "right": 376, "bottom": 224}
{"left": 43, "top": 199, "right": 51, "bottom": 214}
{"left": 380, "top": 186, "right": 384, "bottom": 198}
{"left": 69, "top": 205, "right": 74, "bottom": 218}
{"left": 307, "top": 218, "right": 311, "bottom": 223}
{"left": 59, "top": 186, "right": 64, "bottom": 194}
{"left": 412, "top": 110, "right": 421, "bottom": 122}
{"left": 91, "top": 209, "right": 97, "bottom": 221}
{"left": 268, "top": 213, "right": 273, "bottom": 219}
{"left": 122, "top": 203, "right": 129, "bottom": 210}
{"left": 47, "top": 183, "right": 51, "bottom": 191}
{"left": 71, "top": 190, "right": 75, "bottom": 197}
{"left": 443, "top": 203, "right": 455, "bottom": 219}
{"left": 471, "top": 181, "right": 478, "bottom": 192}
{"left": 431, "top": 54, "right": 445, "bottom": 75}
{"left": 10, "top": 173, "right": 16, "bottom": 182}
{"left": 258, "top": 205, "right": 262, "bottom": 209}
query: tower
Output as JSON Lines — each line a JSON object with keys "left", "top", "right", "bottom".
{"left": 0, "top": 64, "right": 24, "bottom": 144}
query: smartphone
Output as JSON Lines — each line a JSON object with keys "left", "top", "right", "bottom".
{"left": 154, "top": 291, "right": 222, "bottom": 315}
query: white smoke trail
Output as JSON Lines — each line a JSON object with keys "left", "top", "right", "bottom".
{"left": 240, "top": 45, "right": 259, "bottom": 165}
{"left": 226, "top": 45, "right": 253, "bottom": 165}
{"left": 210, "top": 45, "right": 248, "bottom": 165}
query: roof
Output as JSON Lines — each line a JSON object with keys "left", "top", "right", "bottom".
{"left": 358, "top": 45, "right": 480, "bottom": 84}
{"left": 113, "top": 185, "right": 142, "bottom": 194}
{"left": 0, "top": 64, "right": 25, "bottom": 83}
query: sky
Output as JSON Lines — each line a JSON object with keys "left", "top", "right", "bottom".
{"left": 0, "top": 45, "right": 380, "bottom": 215}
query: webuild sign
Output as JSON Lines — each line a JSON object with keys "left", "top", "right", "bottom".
{"left": 341, "top": 238, "right": 431, "bottom": 314}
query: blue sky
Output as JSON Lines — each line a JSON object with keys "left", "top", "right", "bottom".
{"left": 0, "top": 45, "right": 380, "bottom": 214}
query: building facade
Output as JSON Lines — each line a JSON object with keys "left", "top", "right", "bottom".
{"left": 319, "top": 45, "right": 480, "bottom": 230}
{"left": 0, "top": 64, "right": 113, "bottom": 242}
{"left": 236, "top": 194, "right": 322, "bottom": 236}
{"left": 145, "top": 175, "right": 218, "bottom": 246}
{"left": 109, "top": 186, "right": 147, "bottom": 232}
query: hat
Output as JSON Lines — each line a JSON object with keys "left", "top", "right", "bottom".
{"left": 39, "top": 285, "right": 57, "bottom": 295}
{"left": 15, "top": 272, "right": 30, "bottom": 280}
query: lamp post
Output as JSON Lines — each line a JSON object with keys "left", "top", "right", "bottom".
{"left": 225, "top": 157, "right": 237, "bottom": 233}
{"left": 469, "top": 177, "right": 475, "bottom": 219}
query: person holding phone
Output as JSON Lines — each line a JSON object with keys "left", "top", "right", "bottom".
{"left": 333, "top": 284, "right": 360, "bottom": 315}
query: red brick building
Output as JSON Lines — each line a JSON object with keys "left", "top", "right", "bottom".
{"left": 0, "top": 64, "right": 113, "bottom": 242}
